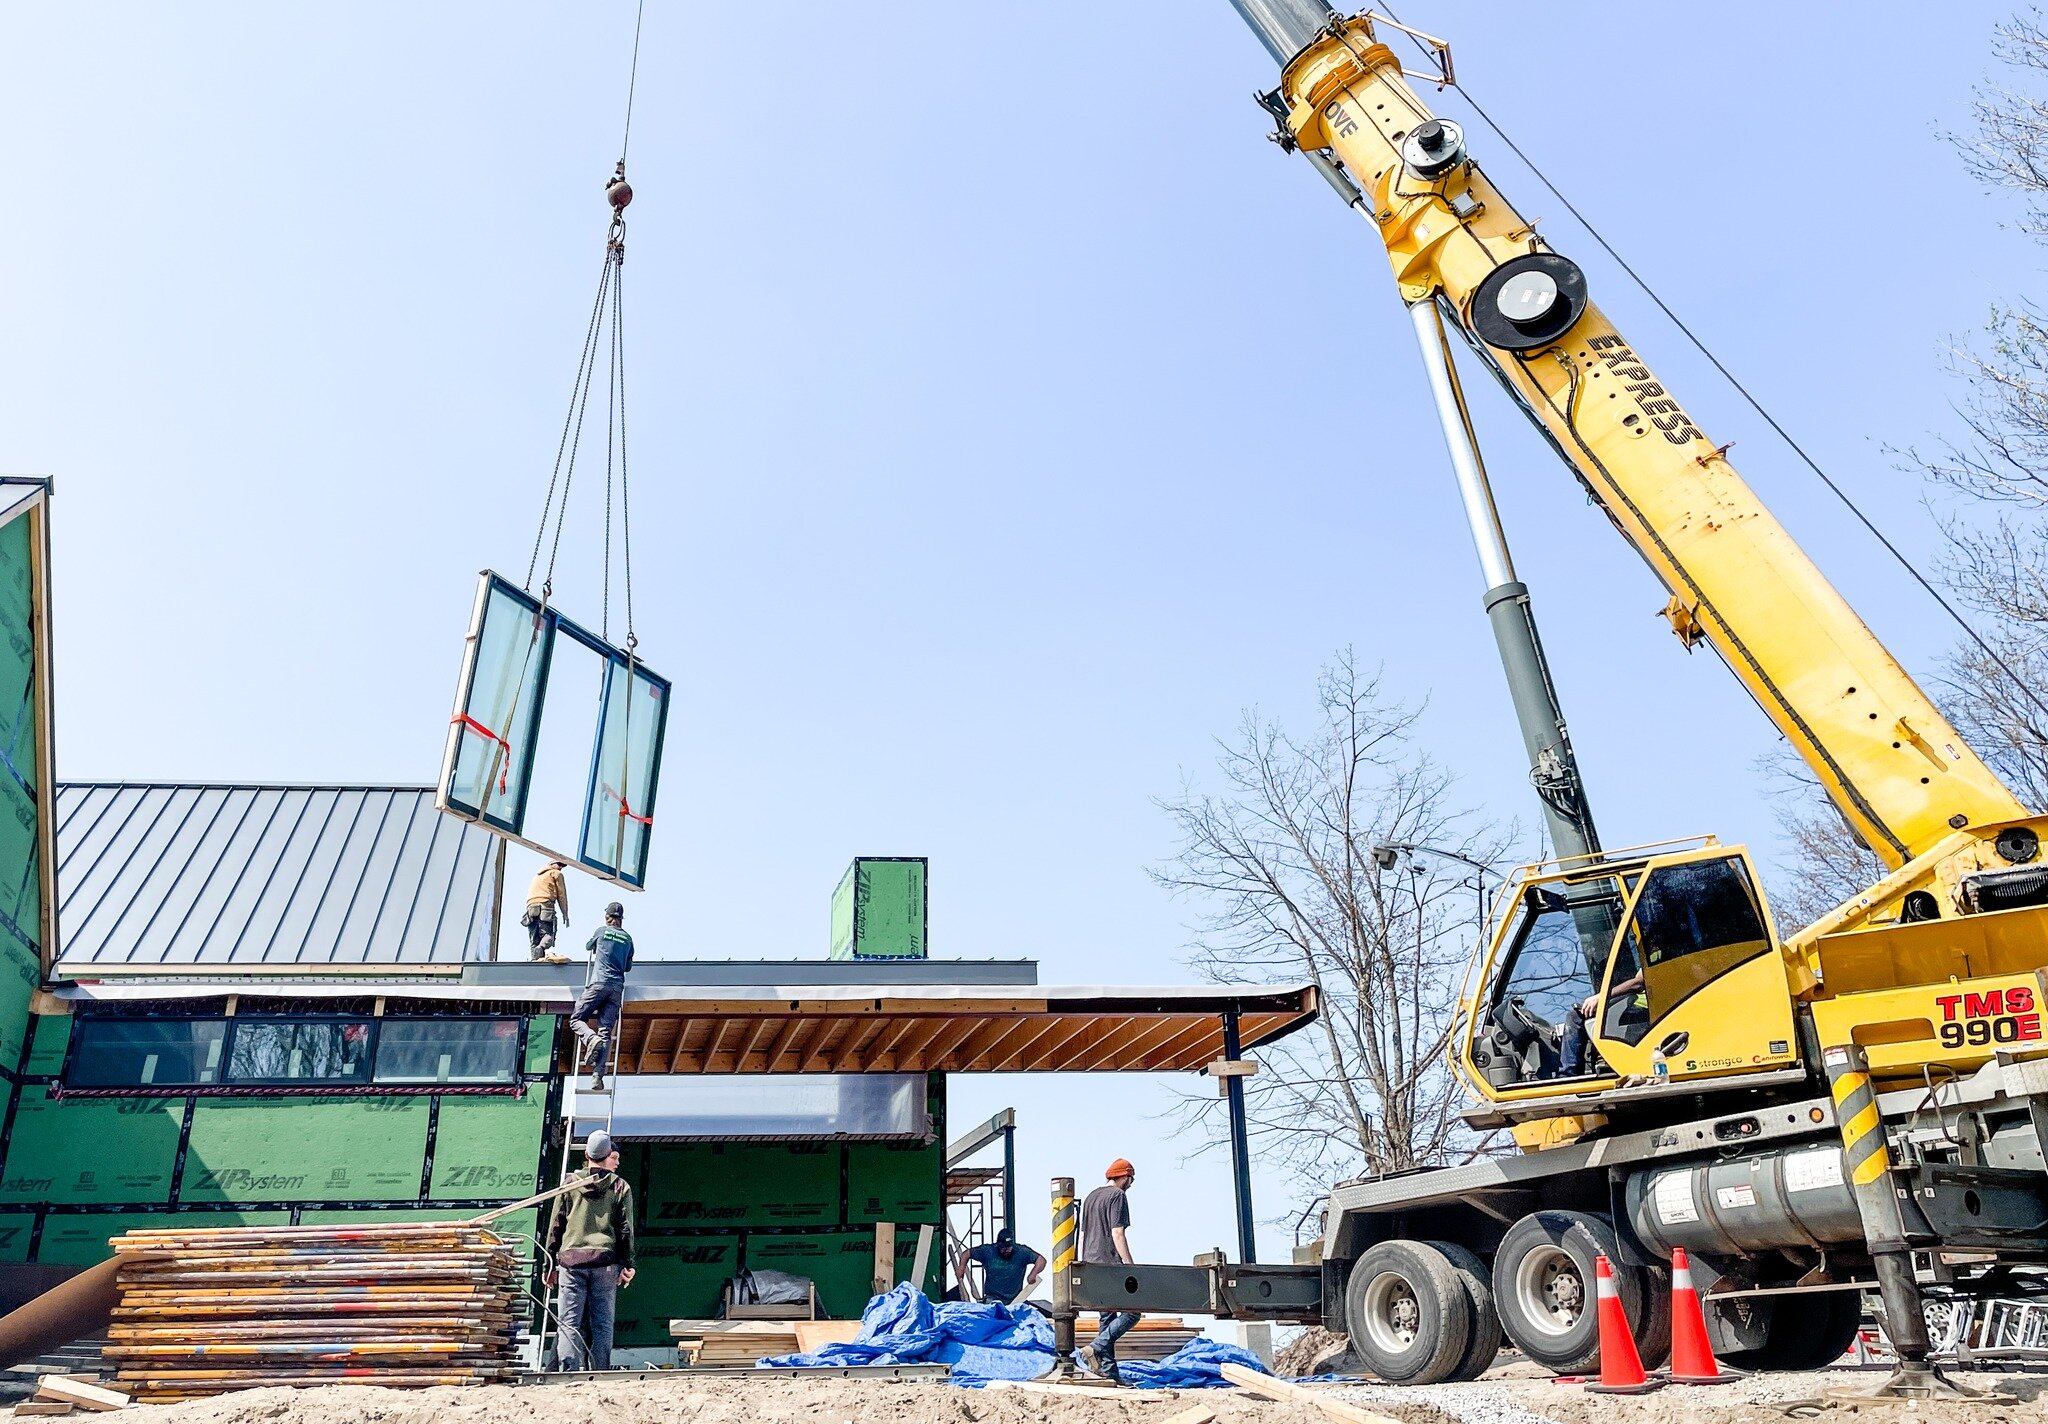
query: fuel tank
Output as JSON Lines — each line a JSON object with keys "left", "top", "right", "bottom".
{"left": 1625, "top": 1144, "right": 1862, "bottom": 1257}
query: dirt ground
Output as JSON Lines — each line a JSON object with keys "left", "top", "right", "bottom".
{"left": 131, "top": 1359, "right": 2048, "bottom": 1424}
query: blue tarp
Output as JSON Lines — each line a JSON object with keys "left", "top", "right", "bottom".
{"left": 757, "top": 1284, "right": 1274, "bottom": 1389}
{"left": 1118, "top": 1337, "right": 1268, "bottom": 1388}
{"left": 758, "top": 1285, "right": 1054, "bottom": 1384}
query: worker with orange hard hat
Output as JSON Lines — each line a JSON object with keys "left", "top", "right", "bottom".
{"left": 1079, "top": 1158, "right": 1139, "bottom": 1383}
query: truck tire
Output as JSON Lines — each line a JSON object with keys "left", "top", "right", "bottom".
{"left": 1423, "top": 1240, "right": 1503, "bottom": 1382}
{"left": 1491, "top": 1210, "right": 1653, "bottom": 1375}
{"left": 1634, "top": 1259, "right": 1672, "bottom": 1371}
{"left": 1344, "top": 1240, "right": 1472, "bottom": 1385}
{"left": 1726, "top": 1290, "right": 1862, "bottom": 1372}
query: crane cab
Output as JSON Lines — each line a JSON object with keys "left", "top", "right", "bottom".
{"left": 1459, "top": 839, "right": 1802, "bottom": 1109}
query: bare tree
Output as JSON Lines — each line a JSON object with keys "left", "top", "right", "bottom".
{"left": 1154, "top": 651, "right": 1517, "bottom": 1196}
{"left": 1766, "top": 12, "right": 2048, "bottom": 917}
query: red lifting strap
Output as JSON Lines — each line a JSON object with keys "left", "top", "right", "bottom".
{"left": 451, "top": 714, "right": 513, "bottom": 797}
{"left": 603, "top": 784, "right": 653, "bottom": 827}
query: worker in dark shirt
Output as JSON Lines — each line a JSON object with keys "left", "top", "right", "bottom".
{"left": 1079, "top": 1158, "right": 1138, "bottom": 1383}
{"left": 570, "top": 902, "right": 635, "bottom": 1090}
{"left": 955, "top": 1229, "right": 1045, "bottom": 1304}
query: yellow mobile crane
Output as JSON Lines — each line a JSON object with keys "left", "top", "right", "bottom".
{"left": 1071, "top": 0, "right": 2048, "bottom": 1398}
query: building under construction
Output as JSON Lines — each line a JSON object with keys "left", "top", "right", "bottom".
{"left": 0, "top": 497, "right": 1316, "bottom": 1349}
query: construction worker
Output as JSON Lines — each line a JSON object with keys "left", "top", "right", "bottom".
{"left": 544, "top": 1129, "right": 636, "bottom": 1372}
{"left": 954, "top": 1228, "right": 1045, "bottom": 1305}
{"left": 1079, "top": 1159, "right": 1138, "bottom": 1383}
{"left": 571, "top": 902, "right": 634, "bottom": 1090}
{"left": 523, "top": 858, "right": 571, "bottom": 961}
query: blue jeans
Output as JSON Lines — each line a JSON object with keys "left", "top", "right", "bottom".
{"left": 1559, "top": 1009, "right": 1587, "bottom": 1077}
{"left": 1094, "top": 1310, "right": 1140, "bottom": 1361}
{"left": 572, "top": 981, "right": 624, "bottom": 1077}
{"left": 558, "top": 1263, "right": 619, "bottom": 1371}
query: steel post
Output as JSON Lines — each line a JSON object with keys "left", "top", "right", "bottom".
{"left": 1050, "top": 1176, "right": 1078, "bottom": 1374}
{"left": 1002, "top": 1126, "right": 1016, "bottom": 1236}
{"left": 1409, "top": 298, "right": 1600, "bottom": 862}
{"left": 1820, "top": 1044, "right": 2012, "bottom": 1403}
{"left": 1222, "top": 1012, "right": 1257, "bottom": 1264}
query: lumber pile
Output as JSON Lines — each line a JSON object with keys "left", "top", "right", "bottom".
{"left": 1073, "top": 1314, "right": 1201, "bottom": 1363}
{"left": 670, "top": 1317, "right": 860, "bottom": 1367}
{"left": 101, "top": 1222, "right": 523, "bottom": 1402}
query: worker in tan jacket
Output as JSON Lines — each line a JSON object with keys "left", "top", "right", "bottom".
{"left": 523, "top": 859, "right": 571, "bottom": 961}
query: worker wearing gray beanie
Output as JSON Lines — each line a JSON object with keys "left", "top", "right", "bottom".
{"left": 544, "top": 1129, "right": 636, "bottom": 1370}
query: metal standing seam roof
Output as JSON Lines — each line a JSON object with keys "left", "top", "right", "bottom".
{"left": 52, "top": 784, "right": 502, "bottom": 972}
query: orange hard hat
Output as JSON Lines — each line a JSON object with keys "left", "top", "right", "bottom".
{"left": 1106, "top": 1158, "right": 1134, "bottom": 1179}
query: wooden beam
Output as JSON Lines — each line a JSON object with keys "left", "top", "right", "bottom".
{"left": 1072, "top": 1015, "right": 1192, "bottom": 1073}
{"left": 829, "top": 1016, "right": 892, "bottom": 1073}
{"left": 672, "top": 1016, "right": 710, "bottom": 1073}
{"left": 1132, "top": 1018, "right": 1227, "bottom": 1072}
{"left": 801, "top": 1017, "right": 857, "bottom": 1072}
{"left": 641, "top": 1017, "right": 685, "bottom": 1075}
{"left": 962, "top": 1016, "right": 1049, "bottom": 1071}
{"left": 872, "top": 1223, "right": 897, "bottom": 1297}
{"left": 975, "top": 1014, "right": 1070, "bottom": 1072}
{"left": 863, "top": 1015, "right": 925, "bottom": 1071}
{"left": 736, "top": 1017, "right": 776, "bottom": 1071}
{"left": 1028, "top": 1015, "right": 1111, "bottom": 1071}
{"left": 947, "top": 1016, "right": 1029, "bottom": 1071}
{"left": 764, "top": 1016, "right": 808, "bottom": 1073}
{"left": 901, "top": 1016, "right": 985, "bottom": 1072}
{"left": 1218, "top": 1364, "right": 1404, "bottom": 1424}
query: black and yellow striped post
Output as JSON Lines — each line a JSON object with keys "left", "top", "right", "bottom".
{"left": 1823, "top": 1043, "right": 1939, "bottom": 1397}
{"left": 1050, "top": 1176, "right": 1079, "bottom": 1374}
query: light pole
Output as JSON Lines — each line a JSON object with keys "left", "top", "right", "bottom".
{"left": 1370, "top": 841, "right": 1500, "bottom": 951}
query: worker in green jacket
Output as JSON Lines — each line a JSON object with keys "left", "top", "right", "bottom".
{"left": 545, "top": 1130, "right": 637, "bottom": 1371}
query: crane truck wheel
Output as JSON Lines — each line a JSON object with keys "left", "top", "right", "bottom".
{"left": 1490, "top": 1210, "right": 1657, "bottom": 1375}
{"left": 1421, "top": 1239, "right": 1503, "bottom": 1382}
{"left": 1343, "top": 1240, "right": 1473, "bottom": 1385}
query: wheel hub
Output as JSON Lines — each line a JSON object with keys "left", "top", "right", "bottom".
{"left": 1514, "top": 1245, "right": 1586, "bottom": 1339}
{"left": 1362, "top": 1272, "right": 1423, "bottom": 1354}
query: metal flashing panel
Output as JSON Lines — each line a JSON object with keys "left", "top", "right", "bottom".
{"left": 52, "top": 784, "right": 502, "bottom": 970}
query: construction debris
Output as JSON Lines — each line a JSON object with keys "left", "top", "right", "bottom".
{"left": 32, "top": 1378, "right": 125, "bottom": 1413}
{"left": 100, "top": 1222, "right": 522, "bottom": 1402}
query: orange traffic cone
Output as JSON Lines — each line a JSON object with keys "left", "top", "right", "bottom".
{"left": 1666, "top": 1248, "right": 1736, "bottom": 1384}
{"left": 1585, "top": 1255, "right": 1662, "bottom": 1394}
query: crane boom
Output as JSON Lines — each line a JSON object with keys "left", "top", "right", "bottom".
{"left": 1237, "top": 5, "right": 2025, "bottom": 869}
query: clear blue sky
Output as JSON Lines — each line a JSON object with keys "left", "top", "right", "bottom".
{"left": 0, "top": 3, "right": 2032, "bottom": 1271}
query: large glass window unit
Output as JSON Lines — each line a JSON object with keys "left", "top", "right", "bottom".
{"left": 64, "top": 1015, "right": 528, "bottom": 1090}
{"left": 373, "top": 1019, "right": 522, "bottom": 1085}
{"left": 226, "top": 1020, "right": 373, "bottom": 1083}
{"left": 67, "top": 1019, "right": 227, "bottom": 1087}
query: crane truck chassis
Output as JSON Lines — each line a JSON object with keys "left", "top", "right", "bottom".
{"left": 1039, "top": 1, "right": 2048, "bottom": 1397}
{"left": 1055, "top": 1042, "right": 2048, "bottom": 1386}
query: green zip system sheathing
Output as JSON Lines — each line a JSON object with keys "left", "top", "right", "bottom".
{"left": 606, "top": 1074, "right": 947, "bottom": 1344}
{"left": 0, "top": 508, "right": 50, "bottom": 1074}
{"left": 0, "top": 1013, "right": 559, "bottom": 1270}
{"left": 829, "top": 858, "right": 927, "bottom": 960}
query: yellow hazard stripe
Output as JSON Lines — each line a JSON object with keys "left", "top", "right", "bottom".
{"left": 1831, "top": 1070, "right": 1869, "bottom": 1107}
{"left": 1853, "top": 1152, "right": 1890, "bottom": 1186}
{"left": 1841, "top": 1100, "right": 1881, "bottom": 1146}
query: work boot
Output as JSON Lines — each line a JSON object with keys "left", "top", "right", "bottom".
{"left": 1089, "top": 1346, "right": 1121, "bottom": 1386}
{"left": 589, "top": 1072, "right": 607, "bottom": 1092}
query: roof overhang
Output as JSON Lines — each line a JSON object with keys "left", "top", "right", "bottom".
{"left": 50, "top": 974, "right": 1321, "bottom": 1075}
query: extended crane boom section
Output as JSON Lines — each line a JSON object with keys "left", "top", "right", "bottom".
{"left": 1263, "top": 17, "right": 2023, "bottom": 871}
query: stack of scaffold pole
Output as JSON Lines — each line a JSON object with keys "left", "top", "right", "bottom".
{"left": 102, "top": 1222, "right": 523, "bottom": 1402}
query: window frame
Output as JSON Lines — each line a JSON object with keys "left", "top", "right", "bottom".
{"left": 58, "top": 1014, "right": 531, "bottom": 1096}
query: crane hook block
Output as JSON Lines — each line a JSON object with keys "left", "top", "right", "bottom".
{"left": 606, "top": 162, "right": 633, "bottom": 213}
{"left": 1469, "top": 252, "right": 1589, "bottom": 352}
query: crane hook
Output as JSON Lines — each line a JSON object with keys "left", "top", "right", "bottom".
{"left": 605, "top": 161, "right": 633, "bottom": 214}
